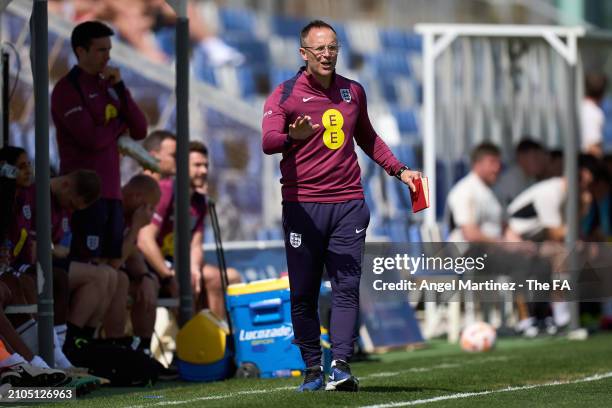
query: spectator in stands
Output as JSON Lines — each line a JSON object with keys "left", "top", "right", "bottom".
{"left": 148, "top": 0, "right": 245, "bottom": 66}
{"left": 51, "top": 20, "right": 147, "bottom": 269}
{"left": 581, "top": 72, "right": 607, "bottom": 158}
{"left": 49, "top": 0, "right": 244, "bottom": 66}
{"left": 494, "top": 138, "right": 547, "bottom": 208}
{"left": 142, "top": 130, "right": 177, "bottom": 182}
{"left": 138, "top": 141, "right": 241, "bottom": 318}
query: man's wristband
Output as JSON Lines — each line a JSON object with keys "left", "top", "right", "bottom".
{"left": 395, "top": 165, "right": 409, "bottom": 180}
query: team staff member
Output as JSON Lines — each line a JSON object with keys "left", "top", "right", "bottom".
{"left": 262, "top": 20, "right": 420, "bottom": 392}
{"left": 51, "top": 21, "right": 147, "bottom": 265}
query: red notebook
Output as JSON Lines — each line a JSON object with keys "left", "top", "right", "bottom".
{"left": 410, "top": 177, "right": 430, "bottom": 213}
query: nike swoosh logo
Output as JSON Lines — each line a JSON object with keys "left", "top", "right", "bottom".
{"left": 302, "top": 97, "right": 315, "bottom": 102}
{"left": 356, "top": 228, "right": 366, "bottom": 234}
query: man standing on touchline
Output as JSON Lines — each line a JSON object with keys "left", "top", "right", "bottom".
{"left": 261, "top": 20, "right": 421, "bottom": 392}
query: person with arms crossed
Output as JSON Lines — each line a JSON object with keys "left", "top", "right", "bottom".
{"left": 261, "top": 20, "right": 420, "bottom": 392}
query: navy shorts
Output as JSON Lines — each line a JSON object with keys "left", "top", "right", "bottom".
{"left": 70, "top": 198, "right": 124, "bottom": 261}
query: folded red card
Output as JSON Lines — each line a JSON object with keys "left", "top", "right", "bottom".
{"left": 410, "top": 177, "right": 430, "bottom": 213}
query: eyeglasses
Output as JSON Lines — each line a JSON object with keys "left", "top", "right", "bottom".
{"left": 302, "top": 44, "right": 340, "bottom": 56}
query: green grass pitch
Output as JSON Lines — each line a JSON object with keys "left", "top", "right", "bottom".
{"left": 34, "top": 332, "right": 612, "bottom": 407}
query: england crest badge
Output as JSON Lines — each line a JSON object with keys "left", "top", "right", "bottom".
{"left": 289, "top": 232, "right": 302, "bottom": 248}
{"left": 22, "top": 205, "right": 31, "bottom": 220}
{"left": 61, "top": 217, "right": 69, "bottom": 232}
{"left": 340, "top": 88, "right": 351, "bottom": 103}
{"left": 86, "top": 235, "right": 100, "bottom": 251}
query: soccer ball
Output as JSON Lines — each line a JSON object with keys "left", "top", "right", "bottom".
{"left": 460, "top": 322, "right": 496, "bottom": 352}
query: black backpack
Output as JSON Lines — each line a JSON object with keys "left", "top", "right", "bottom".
{"left": 65, "top": 342, "right": 159, "bottom": 387}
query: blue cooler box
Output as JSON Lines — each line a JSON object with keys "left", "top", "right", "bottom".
{"left": 227, "top": 277, "right": 304, "bottom": 378}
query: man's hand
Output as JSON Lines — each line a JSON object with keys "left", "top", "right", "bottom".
{"left": 52, "top": 245, "right": 70, "bottom": 259}
{"left": 102, "top": 66, "right": 122, "bottom": 85}
{"left": 191, "top": 268, "right": 202, "bottom": 295}
{"left": 288, "top": 115, "right": 320, "bottom": 140}
{"left": 401, "top": 169, "right": 422, "bottom": 192}
{"left": 131, "top": 204, "right": 155, "bottom": 232}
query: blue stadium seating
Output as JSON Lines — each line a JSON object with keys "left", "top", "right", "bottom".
{"left": 391, "top": 107, "right": 419, "bottom": 134}
{"left": 154, "top": 27, "right": 176, "bottom": 57}
{"left": 269, "top": 68, "right": 296, "bottom": 89}
{"left": 271, "top": 15, "right": 309, "bottom": 38}
{"left": 222, "top": 33, "right": 270, "bottom": 68}
{"left": 219, "top": 8, "right": 257, "bottom": 34}
{"left": 379, "top": 29, "right": 422, "bottom": 53}
{"left": 234, "top": 66, "right": 257, "bottom": 98}
{"left": 368, "top": 51, "right": 412, "bottom": 77}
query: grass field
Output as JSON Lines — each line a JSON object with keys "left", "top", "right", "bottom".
{"left": 27, "top": 332, "right": 612, "bottom": 407}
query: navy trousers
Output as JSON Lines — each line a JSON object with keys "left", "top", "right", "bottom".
{"left": 282, "top": 199, "right": 369, "bottom": 367}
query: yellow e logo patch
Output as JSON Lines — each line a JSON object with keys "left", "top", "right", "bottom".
{"left": 322, "top": 109, "right": 345, "bottom": 150}
{"left": 104, "top": 104, "right": 118, "bottom": 124}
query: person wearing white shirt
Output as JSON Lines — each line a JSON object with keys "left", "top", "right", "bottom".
{"left": 581, "top": 73, "right": 607, "bottom": 158}
{"left": 447, "top": 143, "right": 505, "bottom": 243}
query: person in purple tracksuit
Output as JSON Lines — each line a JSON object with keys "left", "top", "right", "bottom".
{"left": 262, "top": 20, "right": 421, "bottom": 392}
{"left": 51, "top": 21, "right": 147, "bottom": 266}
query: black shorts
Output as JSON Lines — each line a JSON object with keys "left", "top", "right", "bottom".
{"left": 70, "top": 198, "right": 124, "bottom": 261}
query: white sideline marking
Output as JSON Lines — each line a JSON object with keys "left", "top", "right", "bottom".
{"left": 362, "top": 356, "right": 510, "bottom": 379}
{"left": 126, "top": 387, "right": 294, "bottom": 408}
{"left": 358, "top": 371, "right": 612, "bottom": 408}
{"left": 123, "top": 356, "right": 509, "bottom": 408}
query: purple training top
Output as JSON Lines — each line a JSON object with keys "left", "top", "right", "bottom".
{"left": 9, "top": 185, "right": 71, "bottom": 266}
{"left": 151, "top": 178, "right": 206, "bottom": 258}
{"left": 262, "top": 68, "right": 403, "bottom": 203}
{"left": 51, "top": 66, "right": 147, "bottom": 200}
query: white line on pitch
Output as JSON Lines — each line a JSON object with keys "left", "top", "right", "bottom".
{"left": 358, "top": 371, "right": 612, "bottom": 408}
{"left": 362, "top": 356, "right": 510, "bottom": 379}
{"left": 125, "top": 387, "right": 295, "bottom": 408}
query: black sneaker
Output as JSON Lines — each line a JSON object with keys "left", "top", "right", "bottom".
{"left": 148, "top": 358, "right": 178, "bottom": 381}
{"left": 325, "top": 360, "right": 359, "bottom": 392}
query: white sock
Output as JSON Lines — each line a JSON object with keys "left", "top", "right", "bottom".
{"left": 29, "top": 355, "right": 50, "bottom": 369}
{"left": 16, "top": 319, "right": 38, "bottom": 354}
{"left": 53, "top": 328, "right": 73, "bottom": 369}
{"left": 552, "top": 302, "right": 570, "bottom": 327}
{"left": 0, "top": 353, "right": 26, "bottom": 368}
{"left": 54, "top": 324, "right": 67, "bottom": 349}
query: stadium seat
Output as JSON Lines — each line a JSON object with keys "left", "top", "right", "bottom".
{"left": 269, "top": 68, "right": 297, "bottom": 89}
{"left": 154, "top": 27, "right": 176, "bottom": 58}
{"left": 222, "top": 34, "right": 270, "bottom": 69}
{"left": 219, "top": 8, "right": 257, "bottom": 34}
{"left": 272, "top": 15, "right": 308, "bottom": 38}
{"left": 368, "top": 51, "right": 412, "bottom": 77}
{"left": 391, "top": 107, "right": 419, "bottom": 134}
